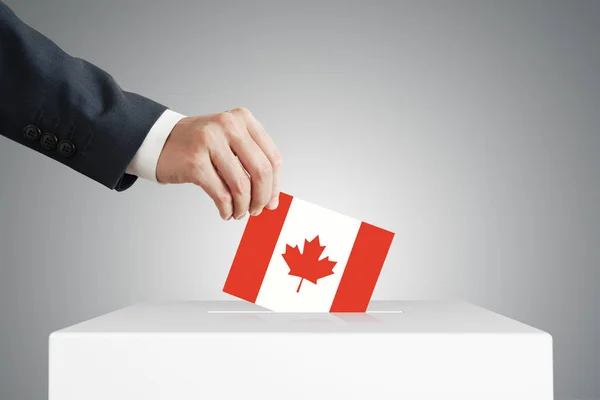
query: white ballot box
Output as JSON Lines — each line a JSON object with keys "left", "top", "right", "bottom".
{"left": 49, "top": 301, "right": 553, "bottom": 400}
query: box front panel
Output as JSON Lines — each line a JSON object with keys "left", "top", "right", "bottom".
{"left": 49, "top": 332, "right": 552, "bottom": 400}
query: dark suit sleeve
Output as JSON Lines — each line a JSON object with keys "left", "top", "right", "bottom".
{"left": 0, "top": 2, "right": 168, "bottom": 191}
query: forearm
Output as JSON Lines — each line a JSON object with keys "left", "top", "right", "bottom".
{"left": 0, "top": 1, "right": 167, "bottom": 190}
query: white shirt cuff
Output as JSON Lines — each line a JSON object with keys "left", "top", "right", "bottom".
{"left": 126, "top": 109, "right": 186, "bottom": 182}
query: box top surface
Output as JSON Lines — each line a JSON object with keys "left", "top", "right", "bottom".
{"left": 53, "top": 301, "right": 547, "bottom": 335}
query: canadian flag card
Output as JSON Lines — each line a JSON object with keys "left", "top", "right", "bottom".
{"left": 223, "top": 192, "right": 395, "bottom": 312}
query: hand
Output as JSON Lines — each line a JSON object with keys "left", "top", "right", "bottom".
{"left": 156, "top": 108, "right": 282, "bottom": 220}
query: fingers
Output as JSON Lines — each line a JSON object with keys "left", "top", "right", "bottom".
{"left": 182, "top": 108, "right": 281, "bottom": 220}
{"left": 194, "top": 153, "right": 234, "bottom": 220}
{"left": 226, "top": 114, "right": 273, "bottom": 216}
{"left": 208, "top": 130, "right": 252, "bottom": 220}
{"left": 230, "top": 108, "right": 282, "bottom": 210}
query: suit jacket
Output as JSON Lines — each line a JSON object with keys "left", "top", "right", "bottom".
{"left": 0, "top": 1, "right": 167, "bottom": 191}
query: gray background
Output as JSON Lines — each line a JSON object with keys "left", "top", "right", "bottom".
{"left": 0, "top": 0, "right": 598, "bottom": 399}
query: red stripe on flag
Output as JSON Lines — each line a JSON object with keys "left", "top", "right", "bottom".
{"left": 222, "top": 192, "right": 293, "bottom": 303}
{"left": 329, "top": 222, "right": 394, "bottom": 312}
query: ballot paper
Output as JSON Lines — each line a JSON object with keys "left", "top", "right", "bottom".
{"left": 223, "top": 192, "right": 394, "bottom": 312}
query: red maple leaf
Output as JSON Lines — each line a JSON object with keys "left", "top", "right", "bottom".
{"left": 282, "top": 235, "right": 337, "bottom": 293}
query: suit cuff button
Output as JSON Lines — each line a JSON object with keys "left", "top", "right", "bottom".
{"left": 23, "top": 125, "right": 41, "bottom": 141}
{"left": 57, "top": 140, "right": 76, "bottom": 158}
{"left": 40, "top": 133, "right": 58, "bottom": 150}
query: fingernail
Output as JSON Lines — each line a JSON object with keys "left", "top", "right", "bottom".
{"left": 251, "top": 209, "right": 262, "bottom": 217}
{"left": 267, "top": 197, "right": 279, "bottom": 210}
{"left": 225, "top": 215, "right": 232, "bottom": 221}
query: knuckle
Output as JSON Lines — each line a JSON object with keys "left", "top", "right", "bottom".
{"left": 255, "top": 161, "right": 272, "bottom": 180}
{"left": 228, "top": 129, "right": 246, "bottom": 144}
{"left": 216, "top": 190, "right": 232, "bottom": 206}
{"left": 214, "top": 112, "right": 236, "bottom": 128}
{"left": 271, "top": 151, "right": 283, "bottom": 169}
{"left": 233, "top": 107, "right": 253, "bottom": 119}
{"left": 232, "top": 173, "right": 250, "bottom": 196}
